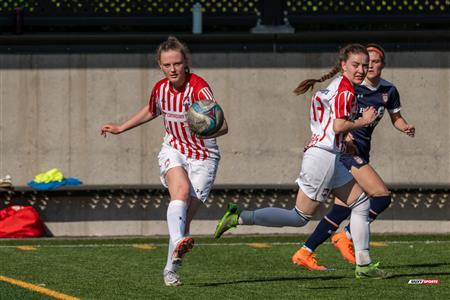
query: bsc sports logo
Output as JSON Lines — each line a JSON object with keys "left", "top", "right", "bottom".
{"left": 408, "top": 279, "right": 440, "bottom": 284}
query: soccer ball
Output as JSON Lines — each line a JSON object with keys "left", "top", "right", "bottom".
{"left": 187, "top": 99, "right": 224, "bottom": 137}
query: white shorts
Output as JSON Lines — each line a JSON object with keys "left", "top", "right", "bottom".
{"left": 158, "top": 144, "right": 219, "bottom": 203}
{"left": 296, "top": 147, "right": 353, "bottom": 202}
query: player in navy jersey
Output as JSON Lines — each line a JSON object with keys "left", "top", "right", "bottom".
{"left": 295, "top": 43, "right": 415, "bottom": 270}
{"left": 215, "top": 44, "right": 391, "bottom": 279}
{"left": 100, "top": 36, "right": 228, "bottom": 286}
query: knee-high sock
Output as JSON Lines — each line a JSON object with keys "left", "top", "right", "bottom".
{"left": 350, "top": 193, "right": 371, "bottom": 266}
{"left": 345, "top": 195, "right": 392, "bottom": 238}
{"left": 164, "top": 238, "right": 178, "bottom": 273}
{"left": 167, "top": 200, "right": 188, "bottom": 244}
{"left": 304, "top": 205, "right": 351, "bottom": 252}
{"left": 239, "top": 207, "right": 311, "bottom": 227}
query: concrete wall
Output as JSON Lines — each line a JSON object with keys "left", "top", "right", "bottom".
{"left": 45, "top": 220, "right": 450, "bottom": 236}
{"left": 0, "top": 51, "right": 448, "bottom": 186}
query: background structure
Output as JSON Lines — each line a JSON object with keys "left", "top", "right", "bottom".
{"left": 0, "top": 0, "right": 449, "bottom": 235}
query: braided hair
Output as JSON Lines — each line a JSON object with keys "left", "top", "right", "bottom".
{"left": 293, "top": 44, "right": 368, "bottom": 95}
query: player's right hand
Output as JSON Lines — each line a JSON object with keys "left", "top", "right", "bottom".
{"left": 100, "top": 124, "right": 121, "bottom": 137}
{"left": 361, "top": 107, "right": 378, "bottom": 126}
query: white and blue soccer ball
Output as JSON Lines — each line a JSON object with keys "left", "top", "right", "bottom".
{"left": 187, "top": 99, "right": 224, "bottom": 137}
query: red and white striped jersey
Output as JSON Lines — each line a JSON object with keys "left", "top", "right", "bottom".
{"left": 148, "top": 73, "right": 220, "bottom": 160}
{"left": 305, "top": 75, "right": 358, "bottom": 153}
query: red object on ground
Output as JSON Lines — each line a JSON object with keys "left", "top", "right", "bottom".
{"left": 0, "top": 206, "right": 45, "bottom": 238}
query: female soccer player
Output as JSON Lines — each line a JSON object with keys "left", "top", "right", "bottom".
{"left": 101, "top": 36, "right": 228, "bottom": 286}
{"left": 295, "top": 43, "right": 415, "bottom": 270}
{"left": 214, "top": 44, "right": 390, "bottom": 278}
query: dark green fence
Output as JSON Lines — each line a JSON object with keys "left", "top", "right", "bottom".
{"left": 1, "top": 0, "right": 450, "bottom": 33}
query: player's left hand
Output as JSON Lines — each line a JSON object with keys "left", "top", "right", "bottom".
{"left": 193, "top": 132, "right": 208, "bottom": 139}
{"left": 404, "top": 124, "right": 415, "bottom": 137}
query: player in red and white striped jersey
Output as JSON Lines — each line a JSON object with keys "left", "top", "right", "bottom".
{"left": 101, "top": 36, "right": 228, "bottom": 286}
{"left": 149, "top": 72, "right": 220, "bottom": 161}
{"left": 300, "top": 43, "right": 416, "bottom": 269}
{"left": 304, "top": 74, "right": 360, "bottom": 153}
{"left": 215, "top": 44, "right": 390, "bottom": 278}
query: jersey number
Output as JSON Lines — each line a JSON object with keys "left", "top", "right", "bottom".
{"left": 312, "top": 96, "right": 325, "bottom": 122}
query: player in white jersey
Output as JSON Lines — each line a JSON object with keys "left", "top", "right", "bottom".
{"left": 215, "top": 44, "right": 391, "bottom": 278}
{"left": 297, "top": 43, "right": 416, "bottom": 270}
{"left": 101, "top": 36, "right": 228, "bottom": 286}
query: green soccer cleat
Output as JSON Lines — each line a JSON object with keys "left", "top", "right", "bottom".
{"left": 214, "top": 203, "right": 242, "bottom": 239}
{"left": 355, "top": 262, "right": 392, "bottom": 279}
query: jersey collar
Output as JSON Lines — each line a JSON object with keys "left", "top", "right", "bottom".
{"left": 361, "top": 79, "right": 381, "bottom": 91}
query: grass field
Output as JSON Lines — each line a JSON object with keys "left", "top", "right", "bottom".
{"left": 0, "top": 235, "right": 449, "bottom": 299}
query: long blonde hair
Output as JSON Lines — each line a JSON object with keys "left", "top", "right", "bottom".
{"left": 293, "top": 44, "right": 368, "bottom": 95}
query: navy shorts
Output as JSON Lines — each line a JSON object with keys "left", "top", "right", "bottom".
{"left": 340, "top": 153, "right": 368, "bottom": 171}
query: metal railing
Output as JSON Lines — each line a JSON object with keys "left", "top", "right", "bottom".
{"left": 1, "top": 185, "right": 449, "bottom": 222}
{"left": 1, "top": 1, "right": 450, "bottom": 34}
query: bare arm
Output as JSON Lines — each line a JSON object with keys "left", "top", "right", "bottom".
{"left": 100, "top": 104, "right": 157, "bottom": 137}
{"left": 389, "top": 111, "right": 415, "bottom": 137}
{"left": 333, "top": 107, "right": 378, "bottom": 134}
{"left": 196, "top": 117, "right": 229, "bottom": 139}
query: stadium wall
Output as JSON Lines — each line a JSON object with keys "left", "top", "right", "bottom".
{"left": 0, "top": 50, "right": 447, "bottom": 186}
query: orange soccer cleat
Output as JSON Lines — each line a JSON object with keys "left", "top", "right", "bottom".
{"left": 172, "top": 236, "right": 195, "bottom": 265}
{"left": 331, "top": 231, "right": 356, "bottom": 265}
{"left": 292, "top": 247, "right": 327, "bottom": 271}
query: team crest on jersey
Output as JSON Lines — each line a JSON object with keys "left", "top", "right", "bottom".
{"left": 183, "top": 97, "right": 191, "bottom": 111}
{"left": 382, "top": 93, "right": 388, "bottom": 103}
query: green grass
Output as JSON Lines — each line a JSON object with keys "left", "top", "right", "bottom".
{"left": 0, "top": 235, "right": 449, "bottom": 299}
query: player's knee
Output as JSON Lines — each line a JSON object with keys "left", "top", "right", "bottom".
{"left": 370, "top": 188, "right": 390, "bottom": 197}
{"left": 293, "top": 207, "right": 311, "bottom": 227}
{"left": 370, "top": 194, "right": 392, "bottom": 213}
{"left": 169, "top": 182, "right": 190, "bottom": 200}
{"left": 326, "top": 204, "right": 351, "bottom": 224}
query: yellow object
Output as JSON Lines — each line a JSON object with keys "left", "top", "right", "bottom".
{"left": 370, "top": 242, "right": 388, "bottom": 247}
{"left": 247, "top": 243, "right": 272, "bottom": 249}
{"left": 132, "top": 244, "right": 157, "bottom": 250}
{"left": 34, "top": 168, "right": 64, "bottom": 183}
{"left": 16, "top": 245, "right": 38, "bottom": 251}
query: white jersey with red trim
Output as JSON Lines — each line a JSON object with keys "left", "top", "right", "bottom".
{"left": 148, "top": 73, "right": 220, "bottom": 160}
{"left": 305, "top": 75, "right": 358, "bottom": 153}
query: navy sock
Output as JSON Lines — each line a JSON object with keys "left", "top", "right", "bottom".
{"left": 304, "top": 205, "right": 351, "bottom": 252}
{"left": 345, "top": 195, "right": 392, "bottom": 234}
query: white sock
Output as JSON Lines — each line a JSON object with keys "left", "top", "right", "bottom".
{"left": 164, "top": 238, "right": 178, "bottom": 273}
{"left": 350, "top": 193, "right": 372, "bottom": 266}
{"left": 344, "top": 227, "right": 352, "bottom": 240}
{"left": 239, "top": 207, "right": 310, "bottom": 227}
{"left": 166, "top": 200, "right": 188, "bottom": 245}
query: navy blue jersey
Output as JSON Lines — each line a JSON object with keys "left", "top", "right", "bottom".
{"left": 351, "top": 78, "right": 401, "bottom": 162}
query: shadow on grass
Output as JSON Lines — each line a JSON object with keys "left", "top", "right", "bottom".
{"left": 197, "top": 275, "right": 346, "bottom": 287}
{"left": 386, "top": 262, "right": 450, "bottom": 269}
{"left": 388, "top": 272, "right": 450, "bottom": 279}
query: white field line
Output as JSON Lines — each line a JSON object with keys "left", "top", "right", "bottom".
{"left": 0, "top": 240, "right": 449, "bottom": 249}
